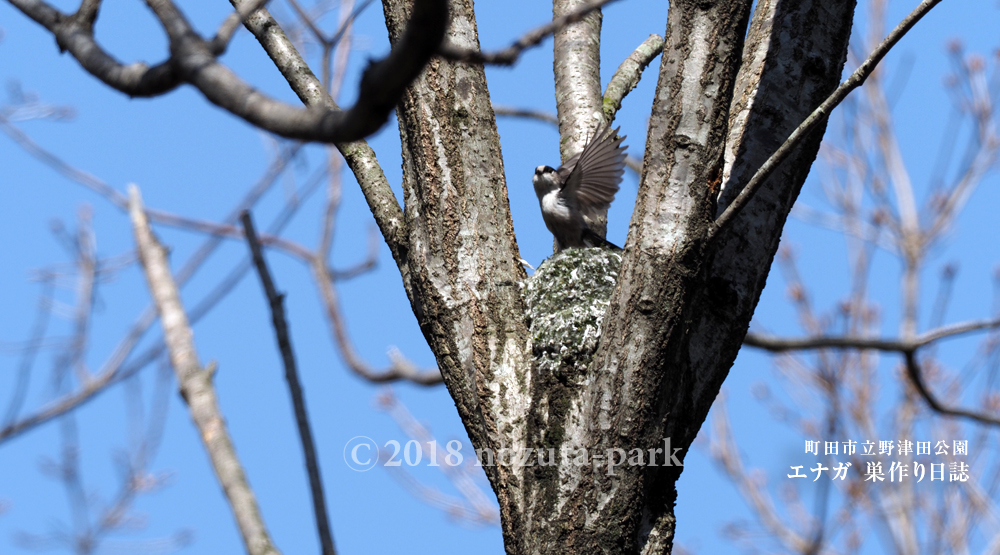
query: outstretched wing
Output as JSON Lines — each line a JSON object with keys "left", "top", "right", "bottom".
{"left": 558, "top": 123, "right": 627, "bottom": 212}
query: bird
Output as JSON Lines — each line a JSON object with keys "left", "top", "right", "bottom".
{"left": 532, "top": 123, "right": 627, "bottom": 252}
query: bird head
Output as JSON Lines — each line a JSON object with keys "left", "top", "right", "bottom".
{"left": 532, "top": 165, "right": 560, "bottom": 197}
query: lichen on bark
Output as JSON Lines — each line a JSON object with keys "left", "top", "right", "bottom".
{"left": 524, "top": 248, "right": 622, "bottom": 377}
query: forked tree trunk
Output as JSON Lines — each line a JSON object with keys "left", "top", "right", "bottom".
{"left": 378, "top": 0, "right": 856, "bottom": 553}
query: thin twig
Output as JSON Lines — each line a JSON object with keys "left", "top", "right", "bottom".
{"left": 711, "top": 0, "right": 945, "bottom": 239}
{"left": 328, "top": 226, "right": 380, "bottom": 281}
{"left": 240, "top": 211, "right": 336, "bottom": 555}
{"left": 2, "top": 278, "right": 54, "bottom": 427}
{"left": 0, "top": 116, "right": 312, "bottom": 259}
{"left": 311, "top": 258, "right": 443, "bottom": 385}
{"left": 439, "top": 0, "right": 622, "bottom": 65}
{"left": 285, "top": 0, "right": 327, "bottom": 45}
{"left": 493, "top": 105, "right": 559, "bottom": 125}
{"left": 376, "top": 390, "right": 500, "bottom": 525}
{"left": 0, "top": 149, "right": 305, "bottom": 446}
{"left": 904, "top": 351, "right": 1000, "bottom": 427}
{"left": 743, "top": 316, "right": 1000, "bottom": 353}
{"left": 744, "top": 317, "right": 1000, "bottom": 428}
{"left": 210, "top": 0, "right": 271, "bottom": 54}
{"left": 327, "top": 0, "right": 374, "bottom": 49}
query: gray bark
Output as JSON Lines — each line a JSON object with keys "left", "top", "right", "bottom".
{"left": 380, "top": 0, "right": 534, "bottom": 543}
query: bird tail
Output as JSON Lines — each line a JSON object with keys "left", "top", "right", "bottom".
{"left": 582, "top": 229, "right": 622, "bottom": 251}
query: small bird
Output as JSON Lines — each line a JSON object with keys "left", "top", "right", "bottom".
{"left": 533, "top": 123, "right": 627, "bottom": 252}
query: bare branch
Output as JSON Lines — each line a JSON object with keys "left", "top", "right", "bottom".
{"left": 0, "top": 113, "right": 127, "bottom": 206}
{"left": 438, "top": 0, "right": 622, "bottom": 66}
{"left": 230, "top": 0, "right": 408, "bottom": 261}
{"left": 8, "top": 0, "right": 182, "bottom": 96}
{"left": 231, "top": 0, "right": 334, "bottom": 109}
{"left": 0, "top": 367, "right": 122, "bottom": 443}
{"left": 709, "top": 394, "right": 816, "bottom": 553}
{"left": 326, "top": 0, "right": 375, "bottom": 50}
{"left": 285, "top": 0, "right": 328, "bottom": 45}
{"left": 376, "top": 389, "right": 501, "bottom": 525}
{"left": 904, "top": 351, "right": 1000, "bottom": 427}
{"left": 9, "top": 0, "right": 448, "bottom": 143}
{"left": 493, "top": 105, "right": 559, "bottom": 125}
{"left": 74, "top": 0, "right": 101, "bottom": 26}
{"left": 743, "top": 316, "right": 1000, "bottom": 353}
{"left": 3, "top": 279, "right": 54, "bottom": 427}
{"left": 712, "top": 0, "right": 945, "bottom": 238}
{"left": 0, "top": 115, "right": 313, "bottom": 260}
{"left": 310, "top": 258, "right": 442, "bottom": 385}
{"left": 602, "top": 33, "right": 664, "bottom": 122}
{"left": 145, "top": 211, "right": 314, "bottom": 261}
{"left": 210, "top": 0, "right": 271, "bottom": 54}
{"left": 240, "top": 211, "right": 336, "bottom": 555}
{"left": 129, "top": 185, "right": 282, "bottom": 555}
{"left": 0, "top": 149, "right": 307, "bottom": 446}
{"left": 328, "top": 225, "right": 380, "bottom": 281}
{"left": 65, "top": 207, "right": 98, "bottom": 387}
{"left": 184, "top": 0, "right": 449, "bottom": 143}
{"left": 744, "top": 316, "right": 1000, "bottom": 429}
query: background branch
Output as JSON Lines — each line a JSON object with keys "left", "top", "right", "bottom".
{"left": 712, "top": 0, "right": 945, "bottom": 237}
{"left": 129, "top": 185, "right": 281, "bottom": 555}
{"left": 743, "top": 316, "right": 1000, "bottom": 353}
{"left": 241, "top": 211, "right": 336, "bottom": 555}
{"left": 904, "top": 351, "right": 1000, "bottom": 427}
{"left": 8, "top": 0, "right": 448, "bottom": 143}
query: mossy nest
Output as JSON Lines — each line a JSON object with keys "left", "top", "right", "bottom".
{"left": 523, "top": 248, "right": 622, "bottom": 378}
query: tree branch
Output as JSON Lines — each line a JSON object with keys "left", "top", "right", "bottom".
{"left": 602, "top": 33, "right": 664, "bottom": 122}
{"left": 310, "top": 258, "right": 442, "bottom": 385}
{"left": 8, "top": 0, "right": 448, "bottom": 143}
{"left": 904, "top": 351, "right": 1000, "bottom": 427}
{"left": 328, "top": 225, "right": 380, "bottom": 281}
{"left": 0, "top": 115, "right": 314, "bottom": 260}
{"left": 743, "top": 317, "right": 1000, "bottom": 428}
{"left": 8, "top": 0, "right": 182, "bottom": 96}
{"left": 711, "top": 0, "right": 944, "bottom": 238}
{"left": 742, "top": 317, "right": 1000, "bottom": 352}
{"left": 493, "top": 105, "right": 559, "bottom": 125}
{"left": 2, "top": 279, "right": 54, "bottom": 427}
{"left": 240, "top": 212, "right": 336, "bottom": 555}
{"left": 229, "top": 0, "right": 409, "bottom": 265}
{"left": 210, "top": 0, "right": 271, "bottom": 54}
{"left": 0, "top": 151, "right": 309, "bottom": 447}
{"left": 129, "top": 185, "right": 281, "bottom": 555}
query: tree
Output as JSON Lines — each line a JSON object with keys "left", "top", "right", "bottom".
{"left": 708, "top": 2, "right": 1000, "bottom": 551}
{"left": 2, "top": 0, "right": 998, "bottom": 554}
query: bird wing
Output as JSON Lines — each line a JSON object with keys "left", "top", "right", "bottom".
{"left": 558, "top": 124, "right": 627, "bottom": 212}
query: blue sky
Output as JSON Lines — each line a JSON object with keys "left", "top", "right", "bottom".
{"left": 1, "top": 0, "right": 999, "bottom": 554}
